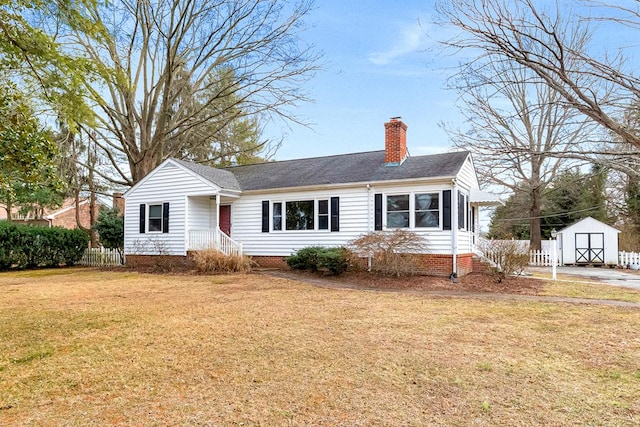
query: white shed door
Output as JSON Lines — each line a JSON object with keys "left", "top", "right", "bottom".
{"left": 575, "top": 233, "right": 604, "bottom": 263}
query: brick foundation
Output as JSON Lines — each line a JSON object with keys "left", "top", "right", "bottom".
{"left": 126, "top": 254, "right": 196, "bottom": 271}
{"left": 251, "top": 256, "right": 289, "bottom": 269}
{"left": 252, "top": 253, "right": 475, "bottom": 277}
{"left": 472, "top": 256, "right": 491, "bottom": 274}
{"left": 408, "top": 253, "right": 473, "bottom": 277}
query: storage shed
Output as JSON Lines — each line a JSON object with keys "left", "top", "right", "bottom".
{"left": 556, "top": 217, "right": 620, "bottom": 265}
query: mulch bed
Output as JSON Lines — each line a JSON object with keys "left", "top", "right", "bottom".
{"left": 292, "top": 270, "right": 545, "bottom": 295}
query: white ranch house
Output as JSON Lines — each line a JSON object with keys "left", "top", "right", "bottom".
{"left": 123, "top": 118, "right": 501, "bottom": 276}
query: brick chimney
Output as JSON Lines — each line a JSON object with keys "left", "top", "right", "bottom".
{"left": 384, "top": 117, "right": 408, "bottom": 165}
{"left": 112, "top": 192, "right": 125, "bottom": 214}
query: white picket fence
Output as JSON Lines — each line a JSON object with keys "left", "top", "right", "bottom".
{"left": 528, "top": 250, "right": 640, "bottom": 267}
{"left": 619, "top": 251, "right": 640, "bottom": 267}
{"left": 79, "top": 247, "right": 124, "bottom": 266}
{"left": 529, "top": 250, "right": 561, "bottom": 267}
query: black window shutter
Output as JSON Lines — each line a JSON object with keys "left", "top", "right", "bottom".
{"left": 374, "top": 193, "right": 383, "bottom": 231}
{"left": 458, "top": 192, "right": 465, "bottom": 229}
{"left": 330, "top": 197, "right": 339, "bottom": 232}
{"left": 261, "top": 200, "right": 269, "bottom": 232}
{"left": 470, "top": 205, "right": 474, "bottom": 231}
{"left": 443, "top": 190, "right": 451, "bottom": 231}
{"left": 139, "top": 204, "right": 146, "bottom": 233}
{"left": 162, "top": 202, "right": 170, "bottom": 233}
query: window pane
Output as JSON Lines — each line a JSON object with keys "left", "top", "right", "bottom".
{"left": 273, "top": 202, "right": 282, "bottom": 231}
{"left": 387, "top": 195, "right": 409, "bottom": 211}
{"left": 318, "top": 200, "right": 328, "bottom": 215}
{"left": 149, "top": 204, "right": 162, "bottom": 218}
{"left": 416, "top": 193, "right": 438, "bottom": 210}
{"left": 415, "top": 193, "right": 439, "bottom": 228}
{"left": 273, "top": 217, "right": 282, "bottom": 231}
{"left": 387, "top": 212, "right": 409, "bottom": 228}
{"left": 416, "top": 211, "right": 439, "bottom": 228}
{"left": 286, "top": 200, "right": 314, "bottom": 230}
{"left": 318, "top": 216, "right": 329, "bottom": 230}
{"left": 148, "top": 218, "right": 162, "bottom": 232}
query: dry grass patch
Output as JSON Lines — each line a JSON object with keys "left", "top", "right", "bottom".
{"left": 192, "top": 248, "right": 253, "bottom": 273}
{"left": 542, "top": 280, "right": 640, "bottom": 303}
{"left": 1, "top": 268, "right": 639, "bottom": 425}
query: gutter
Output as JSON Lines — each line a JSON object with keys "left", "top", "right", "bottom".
{"left": 238, "top": 176, "right": 459, "bottom": 196}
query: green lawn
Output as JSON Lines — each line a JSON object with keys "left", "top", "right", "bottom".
{"left": 1, "top": 268, "right": 639, "bottom": 426}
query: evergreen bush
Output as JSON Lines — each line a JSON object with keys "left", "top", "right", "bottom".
{"left": 286, "top": 246, "right": 349, "bottom": 275}
{"left": 0, "top": 222, "right": 89, "bottom": 270}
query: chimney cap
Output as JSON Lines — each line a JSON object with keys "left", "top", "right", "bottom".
{"left": 390, "top": 116, "right": 402, "bottom": 120}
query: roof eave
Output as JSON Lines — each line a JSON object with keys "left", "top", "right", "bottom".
{"left": 239, "top": 175, "right": 459, "bottom": 195}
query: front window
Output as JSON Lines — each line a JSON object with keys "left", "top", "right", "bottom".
{"left": 387, "top": 194, "right": 410, "bottom": 228}
{"left": 286, "top": 200, "right": 314, "bottom": 230}
{"left": 318, "top": 200, "right": 329, "bottom": 230}
{"left": 273, "top": 202, "right": 282, "bottom": 231}
{"left": 415, "top": 193, "right": 439, "bottom": 228}
{"left": 148, "top": 204, "right": 163, "bottom": 232}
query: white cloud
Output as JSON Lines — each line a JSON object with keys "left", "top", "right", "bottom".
{"left": 368, "top": 22, "right": 428, "bottom": 65}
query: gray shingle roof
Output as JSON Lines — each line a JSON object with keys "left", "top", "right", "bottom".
{"left": 172, "top": 158, "right": 241, "bottom": 191}
{"left": 171, "top": 150, "right": 469, "bottom": 192}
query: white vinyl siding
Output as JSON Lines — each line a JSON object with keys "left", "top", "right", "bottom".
{"left": 233, "top": 182, "right": 472, "bottom": 257}
{"left": 124, "top": 162, "right": 220, "bottom": 256}
{"left": 188, "top": 197, "right": 212, "bottom": 230}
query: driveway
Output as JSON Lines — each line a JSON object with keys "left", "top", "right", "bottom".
{"left": 528, "top": 266, "right": 640, "bottom": 290}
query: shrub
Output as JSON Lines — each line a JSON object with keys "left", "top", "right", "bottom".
{"left": 0, "top": 221, "right": 21, "bottom": 269}
{"left": 285, "top": 246, "right": 324, "bottom": 272}
{"left": 478, "top": 239, "right": 530, "bottom": 283}
{"left": 193, "top": 249, "right": 252, "bottom": 273}
{"left": 348, "top": 230, "right": 428, "bottom": 276}
{"left": 318, "top": 247, "right": 349, "bottom": 275}
{"left": 0, "top": 222, "right": 89, "bottom": 270}
{"left": 60, "top": 228, "right": 92, "bottom": 266}
{"left": 286, "top": 246, "right": 350, "bottom": 275}
{"left": 94, "top": 207, "right": 124, "bottom": 251}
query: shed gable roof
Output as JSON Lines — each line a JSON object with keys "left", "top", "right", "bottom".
{"left": 559, "top": 216, "right": 620, "bottom": 234}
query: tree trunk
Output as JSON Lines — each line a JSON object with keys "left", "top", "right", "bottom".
{"left": 5, "top": 201, "right": 12, "bottom": 222}
{"left": 529, "top": 185, "right": 542, "bottom": 251}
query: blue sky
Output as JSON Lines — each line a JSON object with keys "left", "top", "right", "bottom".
{"left": 270, "top": 0, "right": 457, "bottom": 160}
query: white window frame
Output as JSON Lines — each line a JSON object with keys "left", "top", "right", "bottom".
{"left": 384, "top": 191, "right": 442, "bottom": 230}
{"left": 147, "top": 203, "right": 164, "bottom": 233}
{"left": 414, "top": 192, "right": 441, "bottom": 229}
{"left": 458, "top": 191, "right": 468, "bottom": 231}
{"left": 270, "top": 198, "right": 331, "bottom": 232}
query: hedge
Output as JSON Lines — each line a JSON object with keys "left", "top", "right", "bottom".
{"left": 0, "top": 221, "right": 89, "bottom": 270}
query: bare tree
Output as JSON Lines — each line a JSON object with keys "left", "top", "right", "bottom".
{"left": 58, "top": 0, "right": 319, "bottom": 185}
{"left": 444, "top": 56, "right": 597, "bottom": 249}
{"left": 437, "top": 0, "right": 640, "bottom": 158}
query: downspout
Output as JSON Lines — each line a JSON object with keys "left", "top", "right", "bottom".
{"left": 367, "top": 183, "right": 373, "bottom": 271}
{"left": 452, "top": 179, "right": 458, "bottom": 276}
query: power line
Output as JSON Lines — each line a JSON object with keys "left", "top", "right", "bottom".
{"left": 498, "top": 205, "right": 604, "bottom": 222}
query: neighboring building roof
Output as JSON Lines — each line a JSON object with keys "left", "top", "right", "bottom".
{"left": 211, "top": 150, "right": 470, "bottom": 192}
{"left": 0, "top": 197, "right": 92, "bottom": 221}
{"left": 172, "top": 158, "right": 241, "bottom": 191}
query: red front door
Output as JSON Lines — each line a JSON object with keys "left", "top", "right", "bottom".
{"left": 219, "top": 205, "right": 231, "bottom": 236}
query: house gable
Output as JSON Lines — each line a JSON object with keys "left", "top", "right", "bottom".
{"left": 125, "top": 158, "right": 231, "bottom": 199}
